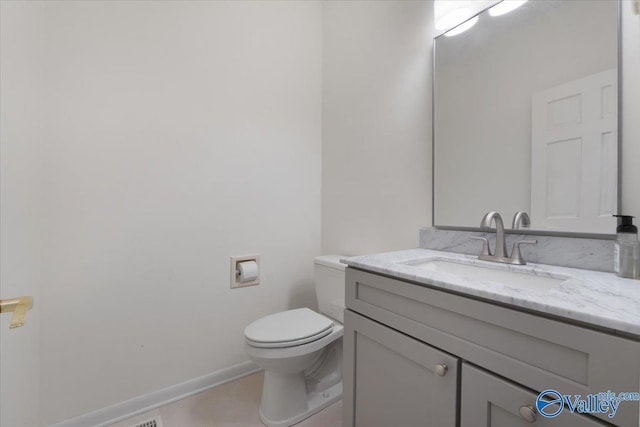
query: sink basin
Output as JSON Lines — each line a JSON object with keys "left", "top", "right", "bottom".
{"left": 403, "top": 259, "right": 571, "bottom": 291}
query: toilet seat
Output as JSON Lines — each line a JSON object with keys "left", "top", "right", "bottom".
{"left": 245, "top": 323, "right": 343, "bottom": 360}
{"left": 244, "top": 308, "right": 334, "bottom": 348}
{"left": 246, "top": 327, "right": 333, "bottom": 348}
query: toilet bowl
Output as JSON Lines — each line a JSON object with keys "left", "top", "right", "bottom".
{"left": 244, "top": 255, "right": 347, "bottom": 427}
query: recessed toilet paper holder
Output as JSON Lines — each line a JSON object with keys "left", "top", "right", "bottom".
{"left": 230, "top": 254, "right": 260, "bottom": 288}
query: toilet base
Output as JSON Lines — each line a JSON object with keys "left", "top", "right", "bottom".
{"left": 258, "top": 381, "right": 342, "bottom": 427}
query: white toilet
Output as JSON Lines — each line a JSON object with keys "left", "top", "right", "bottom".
{"left": 244, "top": 255, "right": 347, "bottom": 427}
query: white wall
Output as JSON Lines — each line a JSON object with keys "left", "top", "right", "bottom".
{"left": 321, "top": 0, "right": 433, "bottom": 255}
{"left": 0, "top": 3, "right": 45, "bottom": 426}
{"left": 2, "top": 1, "right": 322, "bottom": 425}
{"left": 622, "top": 0, "right": 640, "bottom": 218}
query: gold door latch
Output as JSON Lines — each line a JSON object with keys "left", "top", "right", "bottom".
{"left": 0, "top": 296, "right": 33, "bottom": 329}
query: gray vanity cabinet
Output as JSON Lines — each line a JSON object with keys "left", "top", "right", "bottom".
{"left": 461, "top": 363, "right": 609, "bottom": 427}
{"left": 343, "top": 267, "right": 640, "bottom": 427}
{"left": 342, "top": 309, "right": 459, "bottom": 427}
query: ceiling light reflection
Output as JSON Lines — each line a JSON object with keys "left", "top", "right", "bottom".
{"left": 444, "top": 16, "right": 479, "bottom": 37}
{"left": 488, "top": 0, "right": 528, "bottom": 17}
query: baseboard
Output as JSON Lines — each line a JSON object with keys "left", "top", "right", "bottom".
{"left": 49, "top": 360, "right": 261, "bottom": 427}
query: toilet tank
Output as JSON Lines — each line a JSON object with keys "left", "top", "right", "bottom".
{"left": 314, "top": 255, "right": 348, "bottom": 323}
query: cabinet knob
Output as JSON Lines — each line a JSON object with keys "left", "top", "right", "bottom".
{"left": 519, "top": 405, "right": 537, "bottom": 423}
{"left": 434, "top": 363, "right": 448, "bottom": 376}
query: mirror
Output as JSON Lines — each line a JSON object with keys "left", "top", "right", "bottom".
{"left": 433, "top": 0, "right": 619, "bottom": 235}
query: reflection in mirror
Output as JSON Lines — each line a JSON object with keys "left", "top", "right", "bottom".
{"left": 433, "top": 0, "right": 619, "bottom": 234}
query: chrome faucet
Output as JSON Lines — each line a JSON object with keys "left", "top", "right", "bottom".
{"left": 470, "top": 211, "right": 537, "bottom": 265}
{"left": 478, "top": 211, "right": 509, "bottom": 261}
{"left": 512, "top": 211, "right": 531, "bottom": 229}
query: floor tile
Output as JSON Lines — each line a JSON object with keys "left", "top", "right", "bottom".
{"left": 113, "top": 371, "right": 342, "bottom": 427}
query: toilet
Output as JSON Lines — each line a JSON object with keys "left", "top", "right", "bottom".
{"left": 244, "top": 255, "right": 347, "bottom": 427}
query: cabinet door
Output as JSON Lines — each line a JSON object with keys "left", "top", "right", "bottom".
{"left": 343, "top": 310, "right": 459, "bottom": 427}
{"left": 461, "top": 363, "right": 610, "bottom": 427}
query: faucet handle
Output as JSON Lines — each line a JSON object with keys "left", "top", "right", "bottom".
{"left": 470, "top": 235, "right": 492, "bottom": 256}
{"left": 510, "top": 239, "right": 537, "bottom": 265}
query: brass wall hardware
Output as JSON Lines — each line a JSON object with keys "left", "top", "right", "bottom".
{"left": 0, "top": 296, "right": 33, "bottom": 329}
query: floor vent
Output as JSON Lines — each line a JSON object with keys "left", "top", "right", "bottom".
{"left": 130, "top": 416, "right": 162, "bottom": 427}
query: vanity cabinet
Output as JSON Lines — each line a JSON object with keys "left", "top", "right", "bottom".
{"left": 342, "top": 309, "right": 459, "bottom": 427}
{"left": 461, "top": 363, "right": 609, "bottom": 427}
{"left": 343, "top": 267, "right": 640, "bottom": 427}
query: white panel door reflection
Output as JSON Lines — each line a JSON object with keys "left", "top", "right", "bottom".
{"left": 531, "top": 69, "right": 617, "bottom": 233}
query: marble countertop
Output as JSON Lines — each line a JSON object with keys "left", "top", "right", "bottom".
{"left": 342, "top": 249, "right": 640, "bottom": 339}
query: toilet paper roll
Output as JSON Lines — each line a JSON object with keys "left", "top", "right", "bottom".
{"left": 237, "top": 260, "right": 259, "bottom": 282}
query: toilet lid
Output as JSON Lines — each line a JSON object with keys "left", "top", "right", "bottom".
{"left": 245, "top": 327, "right": 333, "bottom": 348}
{"left": 244, "top": 308, "right": 334, "bottom": 345}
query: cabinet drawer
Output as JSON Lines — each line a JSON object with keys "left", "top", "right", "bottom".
{"left": 346, "top": 268, "right": 640, "bottom": 427}
{"left": 343, "top": 310, "right": 459, "bottom": 427}
{"left": 461, "top": 363, "right": 610, "bottom": 427}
